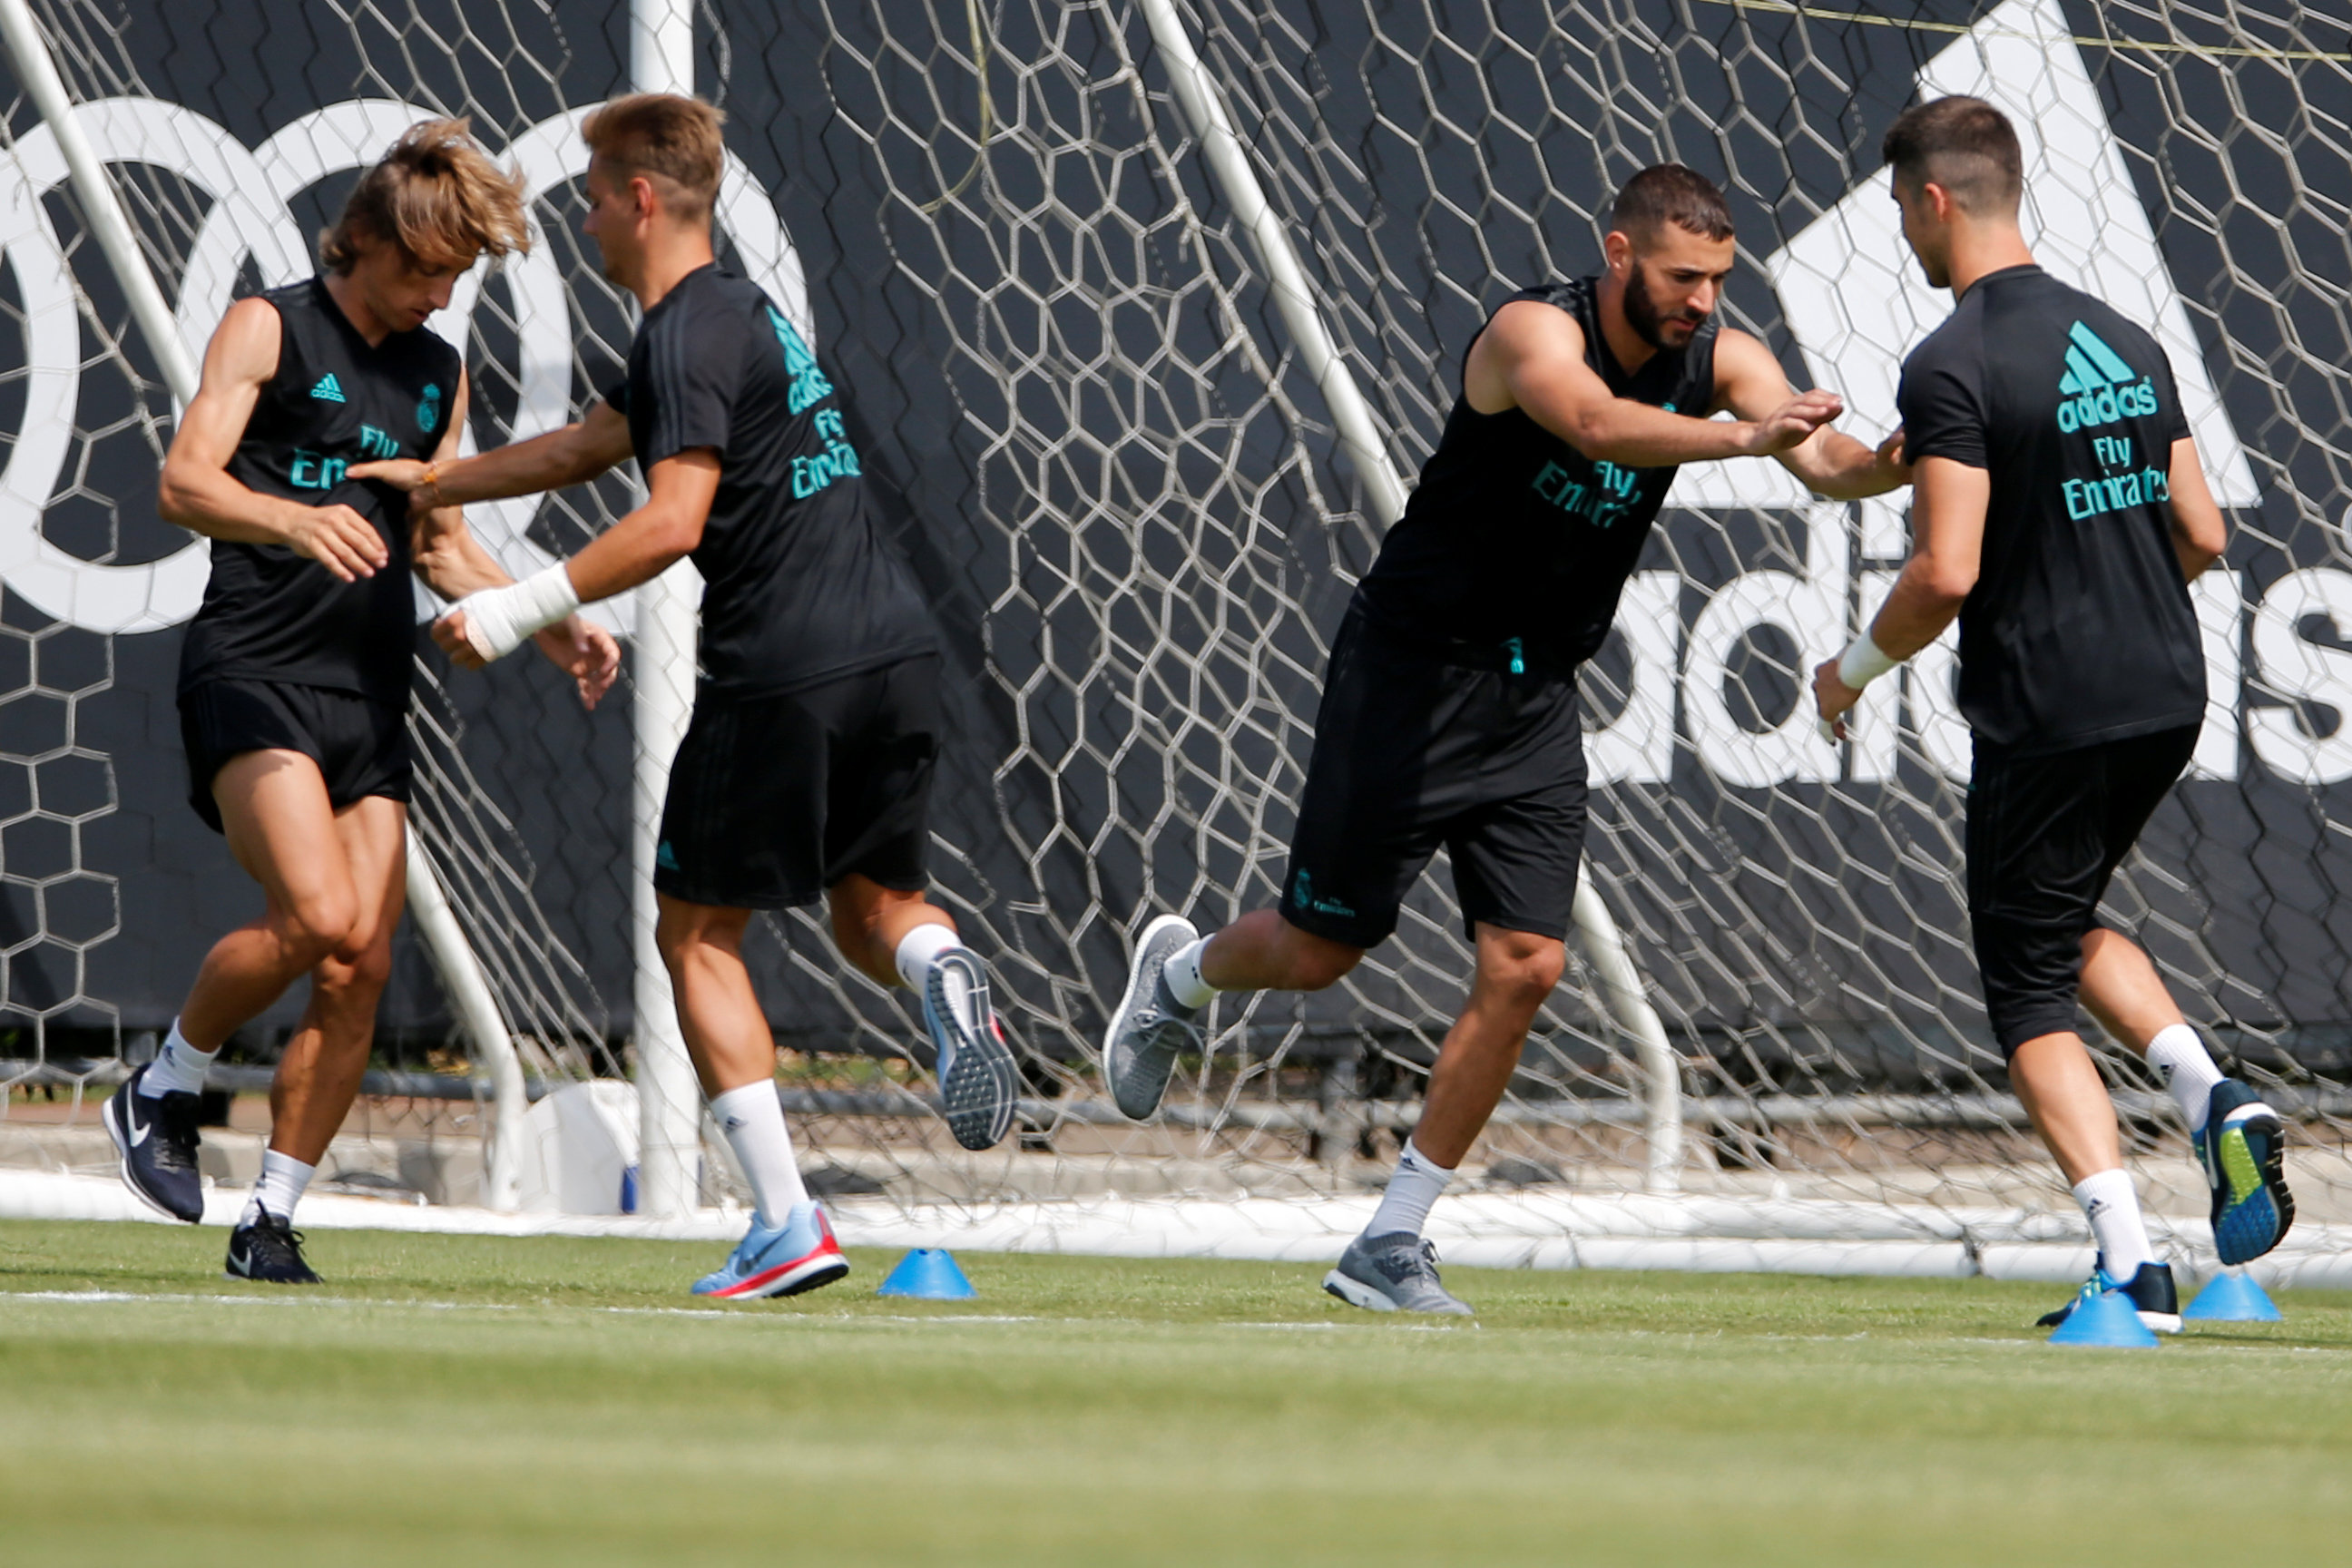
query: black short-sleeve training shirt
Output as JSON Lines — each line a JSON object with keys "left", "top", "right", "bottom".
{"left": 606, "top": 264, "right": 935, "bottom": 695}
{"left": 1897, "top": 264, "right": 2203, "bottom": 753}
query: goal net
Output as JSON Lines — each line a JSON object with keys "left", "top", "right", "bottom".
{"left": 5, "top": 0, "right": 2350, "bottom": 1281}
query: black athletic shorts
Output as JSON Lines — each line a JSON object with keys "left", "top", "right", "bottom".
{"left": 655, "top": 653, "right": 940, "bottom": 910}
{"left": 1279, "top": 609, "right": 1587, "bottom": 949}
{"left": 1966, "top": 724, "right": 2198, "bottom": 1058}
{"left": 177, "top": 678, "right": 410, "bottom": 835}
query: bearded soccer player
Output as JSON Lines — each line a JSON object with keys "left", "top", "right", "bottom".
{"left": 1814, "top": 98, "right": 2293, "bottom": 1332}
{"left": 1102, "top": 165, "right": 1909, "bottom": 1314}
{"left": 355, "top": 93, "right": 1019, "bottom": 1301}
{"left": 108, "top": 121, "right": 619, "bottom": 1282}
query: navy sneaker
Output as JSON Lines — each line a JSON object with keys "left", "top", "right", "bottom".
{"left": 2036, "top": 1259, "right": 2180, "bottom": 1335}
{"left": 225, "top": 1208, "right": 321, "bottom": 1285}
{"left": 2197, "top": 1080, "right": 2294, "bottom": 1266}
{"left": 102, "top": 1065, "right": 204, "bottom": 1222}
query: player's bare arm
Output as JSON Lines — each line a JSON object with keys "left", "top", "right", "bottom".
{"left": 2166, "top": 436, "right": 2228, "bottom": 581}
{"left": 429, "top": 447, "right": 720, "bottom": 671}
{"left": 1811, "top": 454, "right": 1986, "bottom": 737}
{"left": 352, "top": 395, "right": 633, "bottom": 512}
{"left": 1710, "top": 329, "right": 1908, "bottom": 499}
{"left": 157, "top": 298, "right": 389, "bottom": 583}
{"left": 1465, "top": 299, "right": 1840, "bottom": 466}
{"left": 369, "top": 372, "right": 621, "bottom": 708}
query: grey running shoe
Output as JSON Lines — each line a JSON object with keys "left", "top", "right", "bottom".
{"left": 1323, "top": 1231, "right": 1475, "bottom": 1317}
{"left": 926, "top": 947, "right": 1018, "bottom": 1152}
{"left": 1102, "top": 914, "right": 1205, "bottom": 1121}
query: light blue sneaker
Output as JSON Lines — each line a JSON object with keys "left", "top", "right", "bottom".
{"left": 691, "top": 1201, "right": 850, "bottom": 1299}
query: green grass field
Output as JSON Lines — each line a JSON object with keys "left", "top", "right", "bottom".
{"left": 5, "top": 1219, "right": 2350, "bottom": 1565}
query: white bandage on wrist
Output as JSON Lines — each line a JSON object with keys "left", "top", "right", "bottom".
{"left": 457, "top": 563, "right": 580, "bottom": 662}
{"left": 1836, "top": 630, "right": 1899, "bottom": 691}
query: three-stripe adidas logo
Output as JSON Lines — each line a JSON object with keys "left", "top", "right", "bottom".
{"left": 2054, "top": 321, "right": 2158, "bottom": 432}
{"left": 309, "top": 373, "right": 346, "bottom": 403}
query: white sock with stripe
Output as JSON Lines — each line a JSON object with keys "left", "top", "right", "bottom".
{"left": 2143, "top": 1024, "right": 2226, "bottom": 1132}
{"left": 710, "top": 1082, "right": 809, "bottom": 1230}
{"left": 1366, "top": 1139, "right": 1454, "bottom": 1240}
{"left": 240, "top": 1149, "right": 314, "bottom": 1227}
{"left": 141, "top": 1019, "right": 217, "bottom": 1098}
{"left": 2073, "top": 1167, "right": 2155, "bottom": 1281}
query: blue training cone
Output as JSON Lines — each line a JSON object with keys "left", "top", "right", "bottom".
{"left": 2183, "top": 1269, "right": 2283, "bottom": 1323}
{"left": 876, "top": 1248, "right": 975, "bottom": 1300}
{"left": 2047, "top": 1287, "right": 2161, "bottom": 1348}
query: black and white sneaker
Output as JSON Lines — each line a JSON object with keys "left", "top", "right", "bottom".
{"left": 102, "top": 1064, "right": 205, "bottom": 1222}
{"left": 2035, "top": 1259, "right": 2180, "bottom": 1335}
{"left": 224, "top": 1208, "right": 321, "bottom": 1285}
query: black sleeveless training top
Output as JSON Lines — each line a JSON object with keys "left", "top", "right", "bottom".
{"left": 177, "top": 277, "right": 461, "bottom": 703}
{"left": 1353, "top": 275, "right": 1719, "bottom": 672}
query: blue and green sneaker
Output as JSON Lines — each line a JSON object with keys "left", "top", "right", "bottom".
{"left": 2198, "top": 1080, "right": 2293, "bottom": 1266}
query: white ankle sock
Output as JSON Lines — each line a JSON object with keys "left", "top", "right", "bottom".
{"left": 2143, "top": 1024, "right": 2226, "bottom": 1131}
{"left": 241, "top": 1150, "right": 315, "bottom": 1227}
{"left": 1162, "top": 938, "right": 1216, "bottom": 1009}
{"left": 1366, "top": 1139, "right": 1454, "bottom": 1240}
{"left": 142, "top": 1019, "right": 217, "bottom": 1098}
{"left": 894, "top": 922, "right": 960, "bottom": 989}
{"left": 2073, "top": 1167, "right": 2155, "bottom": 1280}
{"left": 710, "top": 1082, "right": 809, "bottom": 1229}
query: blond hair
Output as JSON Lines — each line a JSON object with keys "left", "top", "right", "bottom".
{"left": 319, "top": 117, "right": 529, "bottom": 275}
{"left": 582, "top": 93, "right": 727, "bottom": 222}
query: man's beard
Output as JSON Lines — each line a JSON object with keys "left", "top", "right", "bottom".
{"left": 1624, "top": 268, "right": 1701, "bottom": 349}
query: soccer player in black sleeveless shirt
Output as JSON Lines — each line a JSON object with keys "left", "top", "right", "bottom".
{"left": 358, "top": 94, "right": 1020, "bottom": 1300}
{"left": 1813, "top": 99, "right": 2292, "bottom": 1329}
{"left": 1106, "top": 166, "right": 1911, "bottom": 1313}
{"left": 105, "top": 122, "right": 618, "bottom": 1282}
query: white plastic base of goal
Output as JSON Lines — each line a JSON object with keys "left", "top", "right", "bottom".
{"left": 7, "top": 1169, "right": 2347, "bottom": 1292}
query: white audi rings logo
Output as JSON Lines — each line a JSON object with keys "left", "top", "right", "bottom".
{"left": 0, "top": 97, "right": 809, "bottom": 635}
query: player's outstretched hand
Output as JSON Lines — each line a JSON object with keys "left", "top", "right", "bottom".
{"left": 1745, "top": 389, "right": 1845, "bottom": 457}
{"left": 534, "top": 615, "right": 622, "bottom": 710}
{"left": 432, "top": 607, "right": 488, "bottom": 671}
{"left": 286, "top": 503, "right": 388, "bottom": 582}
{"left": 348, "top": 458, "right": 442, "bottom": 521}
{"left": 1812, "top": 656, "right": 1861, "bottom": 743}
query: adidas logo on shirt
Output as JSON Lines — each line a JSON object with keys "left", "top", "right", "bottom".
{"left": 309, "top": 373, "right": 347, "bottom": 403}
{"left": 2054, "top": 321, "right": 2157, "bottom": 432}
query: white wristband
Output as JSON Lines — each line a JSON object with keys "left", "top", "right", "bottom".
{"left": 457, "top": 563, "right": 580, "bottom": 662}
{"left": 1837, "top": 630, "right": 1899, "bottom": 691}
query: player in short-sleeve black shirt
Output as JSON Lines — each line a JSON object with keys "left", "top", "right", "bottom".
{"left": 1816, "top": 98, "right": 2290, "bottom": 1325}
{"left": 374, "top": 96, "right": 1024, "bottom": 1303}
{"left": 601, "top": 266, "right": 935, "bottom": 696}
{"left": 1896, "top": 266, "right": 2203, "bottom": 751}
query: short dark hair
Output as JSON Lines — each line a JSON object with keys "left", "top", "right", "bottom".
{"left": 1610, "top": 164, "right": 1735, "bottom": 243}
{"left": 1881, "top": 95, "right": 2023, "bottom": 216}
{"left": 583, "top": 93, "right": 727, "bottom": 222}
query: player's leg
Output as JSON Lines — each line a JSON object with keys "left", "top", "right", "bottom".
{"left": 2073, "top": 730, "right": 2291, "bottom": 1264}
{"left": 1324, "top": 742, "right": 1583, "bottom": 1318}
{"left": 811, "top": 653, "right": 1018, "bottom": 1152}
{"left": 227, "top": 791, "right": 406, "bottom": 1285}
{"left": 107, "top": 743, "right": 358, "bottom": 1223}
{"left": 657, "top": 893, "right": 848, "bottom": 1300}
{"left": 1970, "top": 738, "right": 2177, "bottom": 1331}
{"left": 1104, "top": 612, "right": 1426, "bottom": 1119}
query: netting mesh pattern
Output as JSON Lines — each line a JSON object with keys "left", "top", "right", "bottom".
{"left": 4, "top": 0, "right": 2351, "bottom": 1231}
